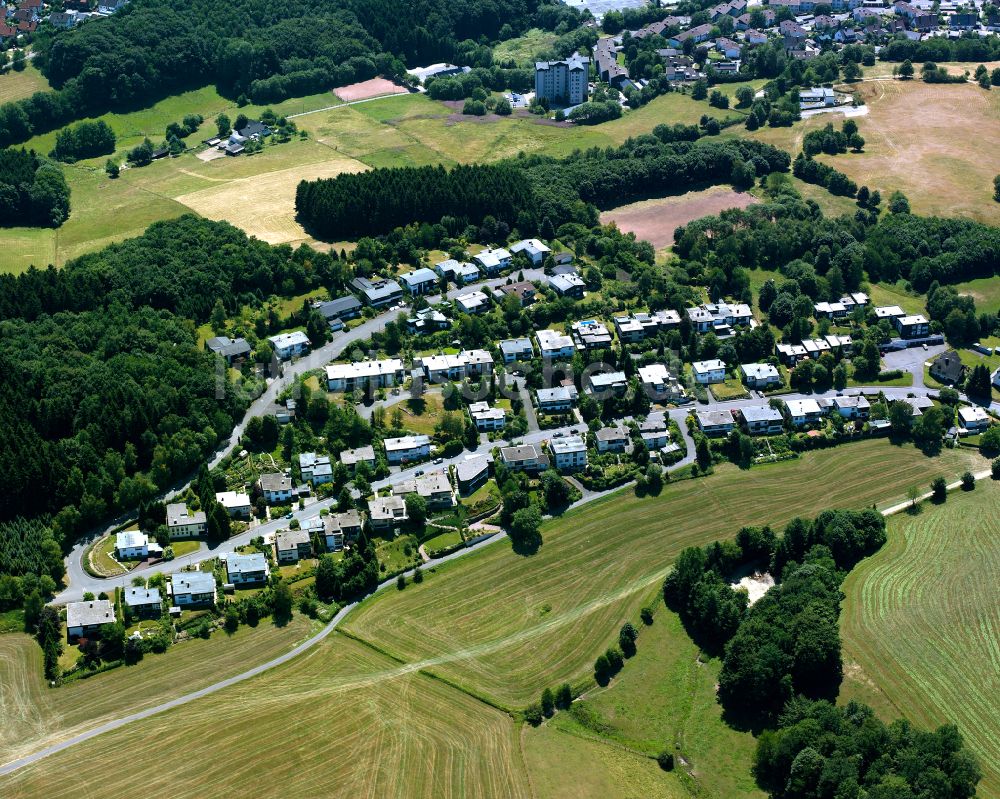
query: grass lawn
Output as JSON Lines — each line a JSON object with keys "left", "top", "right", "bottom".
{"left": 0, "top": 614, "right": 318, "bottom": 766}
{"left": 710, "top": 379, "right": 750, "bottom": 401}
{"left": 846, "top": 371, "right": 914, "bottom": 389}
{"left": 86, "top": 535, "right": 126, "bottom": 578}
{"left": 422, "top": 529, "right": 464, "bottom": 555}
{"left": 867, "top": 281, "right": 926, "bottom": 316}
{"left": 547, "top": 603, "right": 764, "bottom": 799}
{"left": 953, "top": 276, "right": 1000, "bottom": 316}
{"left": 343, "top": 438, "right": 984, "bottom": 709}
{"left": 492, "top": 28, "right": 558, "bottom": 66}
{"left": 396, "top": 392, "right": 446, "bottom": 435}
{"left": 523, "top": 722, "right": 688, "bottom": 799}
{"left": 169, "top": 540, "right": 201, "bottom": 558}
{"left": 0, "top": 632, "right": 529, "bottom": 799}
{"left": 375, "top": 533, "right": 421, "bottom": 574}
{"left": 0, "top": 63, "right": 50, "bottom": 104}
{"left": 840, "top": 481, "right": 1000, "bottom": 797}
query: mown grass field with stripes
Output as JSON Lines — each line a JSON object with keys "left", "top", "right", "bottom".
{"left": 1, "top": 633, "right": 528, "bottom": 799}
{"left": 344, "top": 439, "right": 983, "bottom": 708}
{"left": 840, "top": 482, "right": 1000, "bottom": 797}
{"left": 0, "top": 615, "right": 318, "bottom": 766}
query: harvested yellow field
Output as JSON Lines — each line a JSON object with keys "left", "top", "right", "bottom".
{"left": 175, "top": 154, "right": 367, "bottom": 244}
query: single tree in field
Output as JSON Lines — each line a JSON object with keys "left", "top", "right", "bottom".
{"left": 993, "top": 175, "right": 1000, "bottom": 203}
{"left": 931, "top": 476, "right": 948, "bottom": 502}
{"left": 961, "top": 471, "right": 976, "bottom": 491}
{"left": 992, "top": 458, "right": 1000, "bottom": 480}
{"left": 906, "top": 485, "right": 921, "bottom": 509}
{"left": 897, "top": 59, "right": 914, "bottom": 79}
{"left": 540, "top": 687, "right": 555, "bottom": 717}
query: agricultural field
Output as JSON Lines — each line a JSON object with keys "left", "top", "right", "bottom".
{"left": 813, "top": 77, "right": 1000, "bottom": 226}
{"left": 0, "top": 614, "right": 318, "bottom": 766}
{"left": 545, "top": 603, "right": 764, "bottom": 799}
{"left": 343, "top": 439, "right": 984, "bottom": 709}
{"left": 0, "top": 633, "right": 530, "bottom": 799}
{"left": 599, "top": 185, "right": 758, "bottom": 251}
{"left": 840, "top": 482, "right": 1000, "bottom": 797}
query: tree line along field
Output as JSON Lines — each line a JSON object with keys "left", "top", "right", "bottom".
{"left": 0, "top": 82, "right": 755, "bottom": 274}
{"left": 342, "top": 439, "right": 983, "bottom": 710}
{"left": 840, "top": 481, "right": 1000, "bottom": 798}
{"left": 0, "top": 440, "right": 985, "bottom": 798}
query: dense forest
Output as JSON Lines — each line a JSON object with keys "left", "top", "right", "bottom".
{"left": 0, "top": 148, "right": 71, "bottom": 227}
{"left": 0, "top": 304, "right": 246, "bottom": 531}
{"left": 296, "top": 134, "right": 792, "bottom": 239}
{"left": 0, "top": 214, "right": 351, "bottom": 324}
{"left": 663, "top": 511, "right": 981, "bottom": 798}
{"left": 0, "top": 0, "right": 579, "bottom": 147}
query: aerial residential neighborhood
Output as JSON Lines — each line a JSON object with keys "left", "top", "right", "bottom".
{"left": 3, "top": 0, "right": 1000, "bottom": 793}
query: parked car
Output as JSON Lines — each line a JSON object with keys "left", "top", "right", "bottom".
{"left": 433, "top": 457, "right": 444, "bottom": 464}
{"left": 415, "top": 469, "right": 425, "bottom": 476}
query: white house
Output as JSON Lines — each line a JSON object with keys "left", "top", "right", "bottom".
{"left": 225, "top": 552, "right": 270, "bottom": 586}
{"left": 832, "top": 395, "right": 870, "bottom": 420}
{"left": 340, "top": 445, "right": 376, "bottom": 470}
{"left": 171, "top": 571, "right": 217, "bottom": 607}
{"left": 215, "top": 491, "right": 252, "bottom": 517}
{"left": 536, "top": 328, "right": 577, "bottom": 360}
{"left": 258, "top": 473, "right": 294, "bottom": 504}
{"left": 550, "top": 435, "right": 588, "bottom": 472}
{"left": 638, "top": 363, "right": 686, "bottom": 402}
{"left": 595, "top": 426, "right": 630, "bottom": 453}
{"left": 384, "top": 435, "right": 431, "bottom": 464}
{"left": 166, "top": 503, "right": 207, "bottom": 539}
{"left": 323, "top": 510, "right": 362, "bottom": 551}
{"left": 326, "top": 359, "right": 405, "bottom": 391}
{"left": 586, "top": 371, "right": 628, "bottom": 396}
{"left": 510, "top": 238, "right": 551, "bottom": 265}
{"left": 268, "top": 331, "right": 310, "bottom": 360}
{"left": 692, "top": 359, "right": 727, "bottom": 384}
{"left": 421, "top": 350, "right": 494, "bottom": 383}
{"left": 572, "top": 319, "right": 613, "bottom": 350}
{"left": 784, "top": 398, "right": 825, "bottom": 426}
{"left": 536, "top": 385, "right": 578, "bottom": 412}
{"left": 500, "top": 443, "right": 548, "bottom": 472}
{"left": 368, "top": 495, "right": 408, "bottom": 530}
{"left": 298, "top": 452, "right": 333, "bottom": 485}
{"left": 959, "top": 405, "right": 991, "bottom": 432}
{"left": 435, "top": 259, "right": 479, "bottom": 283}
{"left": 455, "top": 290, "right": 490, "bottom": 314}
{"left": 740, "top": 362, "right": 782, "bottom": 389}
{"left": 399, "top": 267, "right": 439, "bottom": 295}
{"left": 499, "top": 337, "right": 535, "bottom": 363}
{"left": 469, "top": 401, "right": 506, "bottom": 431}
{"left": 275, "top": 530, "right": 312, "bottom": 564}
{"left": 472, "top": 247, "right": 512, "bottom": 275}
{"left": 66, "top": 600, "right": 116, "bottom": 642}
{"left": 547, "top": 273, "right": 586, "bottom": 298}
{"left": 696, "top": 409, "right": 735, "bottom": 436}
{"left": 115, "top": 530, "right": 150, "bottom": 560}
{"left": 739, "top": 405, "right": 784, "bottom": 435}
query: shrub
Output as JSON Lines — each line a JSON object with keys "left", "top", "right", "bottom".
{"left": 931, "top": 476, "right": 947, "bottom": 502}
{"left": 524, "top": 702, "right": 543, "bottom": 726}
{"left": 640, "top": 606, "right": 654, "bottom": 625}
{"left": 961, "top": 471, "right": 976, "bottom": 490}
{"left": 657, "top": 750, "right": 675, "bottom": 771}
{"left": 396, "top": 573, "right": 406, "bottom": 590}
{"left": 556, "top": 682, "right": 573, "bottom": 709}
{"left": 993, "top": 458, "right": 1000, "bottom": 480}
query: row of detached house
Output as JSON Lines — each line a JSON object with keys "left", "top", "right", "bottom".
{"left": 1, "top": 0, "right": 128, "bottom": 39}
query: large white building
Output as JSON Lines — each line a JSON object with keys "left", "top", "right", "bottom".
{"left": 384, "top": 435, "right": 432, "bottom": 464}
{"left": 326, "top": 359, "right": 405, "bottom": 391}
{"left": 421, "top": 350, "right": 494, "bottom": 383}
{"left": 535, "top": 52, "right": 590, "bottom": 106}
{"left": 268, "top": 331, "right": 310, "bottom": 360}
{"left": 549, "top": 435, "right": 588, "bottom": 472}
{"left": 536, "top": 328, "right": 577, "bottom": 360}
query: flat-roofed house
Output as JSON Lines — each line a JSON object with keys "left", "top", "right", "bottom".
{"left": 326, "top": 359, "right": 405, "bottom": 391}
{"left": 268, "top": 331, "right": 310, "bottom": 360}
{"left": 586, "top": 371, "right": 628, "bottom": 396}
{"left": 832, "top": 395, "right": 870, "bottom": 419}
{"left": 638, "top": 363, "right": 686, "bottom": 402}
{"left": 739, "top": 404, "right": 784, "bottom": 435}
{"left": 456, "top": 456, "right": 490, "bottom": 495}
{"left": 784, "top": 398, "right": 825, "bottom": 426}
{"left": 455, "top": 290, "right": 491, "bottom": 315}
{"left": 166, "top": 503, "right": 207, "bottom": 539}
{"left": 692, "top": 359, "right": 727, "bottom": 384}
{"left": 740, "top": 362, "right": 782, "bottom": 389}
{"left": 895, "top": 314, "right": 930, "bottom": 340}
{"left": 500, "top": 337, "right": 535, "bottom": 363}
{"left": 171, "top": 571, "right": 216, "bottom": 607}
{"left": 383, "top": 435, "right": 431, "bottom": 464}
{"left": 368, "top": 495, "right": 408, "bottom": 530}
{"left": 225, "top": 552, "right": 270, "bottom": 586}
{"left": 421, "top": 350, "right": 494, "bottom": 383}
{"left": 536, "top": 329, "right": 576, "bottom": 360}
{"left": 435, "top": 259, "right": 479, "bottom": 284}
{"left": 571, "top": 319, "right": 613, "bottom": 350}
{"left": 115, "top": 530, "right": 150, "bottom": 560}
{"left": 873, "top": 305, "right": 906, "bottom": 321}
{"left": 66, "top": 600, "right": 116, "bottom": 642}
{"left": 323, "top": 510, "right": 362, "bottom": 551}
{"left": 959, "top": 405, "right": 991, "bottom": 432}
{"left": 500, "top": 444, "right": 548, "bottom": 473}
{"left": 469, "top": 401, "right": 506, "bottom": 431}
{"left": 536, "top": 385, "right": 578, "bottom": 412}
{"left": 550, "top": 435, "right": 588, "bottom": 472}
{"left": 472, "top": 247, "right": 512, "bottom": 275}
{"left": 696, "top": 409, "right": 735, "bottom": 436}
{"left": 298, "top": 452, "right": 333, "bottom": 485}
{"left": 352, "top": 276, "right": 403, "bottom": 307}
{"left": 275, "top": 529, "right": 312, "bottom": 564}
{"left": 215, "top": 491, "right": 252, "bottom": 518}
